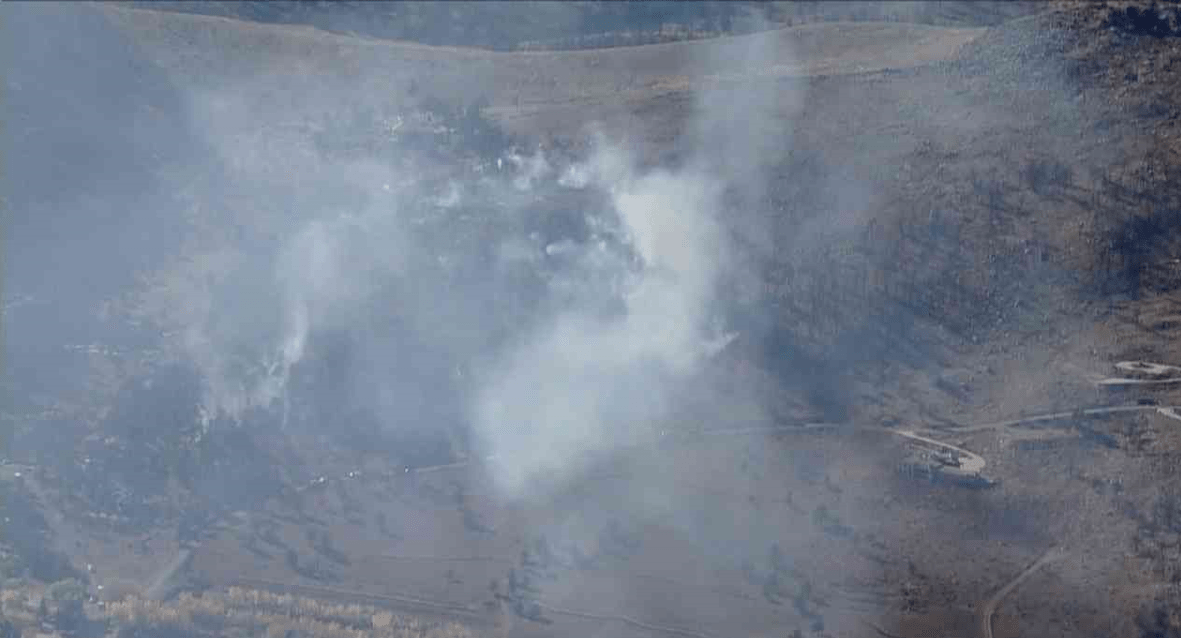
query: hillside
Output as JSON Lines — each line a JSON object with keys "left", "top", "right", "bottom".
{"left": 4, "top": 2, "right": 1181, "bottom": 638}
{"left": 122, "top": 1, "right": 1045, "bottom": 51}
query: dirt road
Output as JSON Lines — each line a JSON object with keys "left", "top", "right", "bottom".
{"left": 142, "top": 547, "right": 194, "bottom": 601}
{"left": 893, "top": 429, "right": 986, "bottom": 474}
{"left": 943, "top": 404, "right": 1181, "bottom": 434}
{"left": 979, "top": 546, "right": 1062, "bottom": 638}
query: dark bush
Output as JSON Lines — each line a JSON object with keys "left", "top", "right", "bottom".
{"left": 1099, "top": 210, "right": 1179, "bottom": 298}
{"left": 1137, "top": 597, "right": 1181, "bottom": 638}
{"left": 1151, "top": 489, "right": 1181, "bottom": 535}
{"left": 1106, "top": 4, "right": 1181, "bottom": 38}
{"left": 1022, "top": 158, "right": 1072, "bottom": 196}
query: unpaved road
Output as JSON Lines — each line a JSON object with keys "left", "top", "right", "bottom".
{"left": 1097, "top": 377, "right": 1181, "bottom": 386}
{"left": 1098, "top": 360, "right": 1181, "bottom": 385}
{"left": 979, "top": 546, "right": 1062, "bottom": 638}
{"left": 142, "top": 547, "right": 194, "bottom": 601}
{"left": 949, "top": 361, "right": 1181, "bottom": 433}
{"left": 944, "top": 404, "right": 1181, "bottom": 433}
{"left": 862, "top": 546, "right": 1062, "bottom": 638}
{"left": 893, "top": 429, "right": 986, "bottom": 474}
{"left": 536, "top": 600, "right": 714, "bottom": 638}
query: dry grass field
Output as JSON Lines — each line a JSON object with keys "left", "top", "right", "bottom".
{"left": 4, "top": 2, "right": 1181, "bottom": 637}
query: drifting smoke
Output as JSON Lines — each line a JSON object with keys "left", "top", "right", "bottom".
{"left": 507, "top": 148, "right": 554, "bottom": 192}
{"left": 473, "top": 141, "right": 732, "bottom": 496}
{"left": 145, "top": 19, "right": 800, "bottom": 505}
{"left": 9, "top": 3, "right": 1147, "bottom": 635}
{"left": 472, "top": 27, "right": 797, "bottom": 498}
{"left": 171, "top": 89, "right": 408, "bottom": 426}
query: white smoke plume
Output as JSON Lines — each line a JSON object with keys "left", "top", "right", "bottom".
{"left": 473, "top": 142, "right": 731, "bottom": 495}
{"left": 139, "top": 13, "right": 801, "bottom": 511}
{"left": 471, "top": 27, "right": 798, "bottom": 499}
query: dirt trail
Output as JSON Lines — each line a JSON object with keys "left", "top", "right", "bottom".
{"left": 1157, "top": 407, "right": 1181, "bottom": 422}
{"left": 142, "top": 547, "right": 194, "bottom": 601}
{"left": 979, "top": 546, "right": 1062, "bottom": 638}
{"left": 946, "top": 404, "right": 1181, "bottom": 434}
{"left": 893, "top": 429, "right": 986, "bottom": 473}
{"left": 1113, "top": 361, "right": 1181, "bottom": 376}
{"left": 948, "top": 361, "right": 1181, "bottom": 433}
{"left": 535, "top": 600, "right": 715, "bottom": 638}
{"left": 1097, "top": 360, "right": 1181, "bottom": 385}
{"left": 862, "top": 546, "right": 1062, "bottom": 638}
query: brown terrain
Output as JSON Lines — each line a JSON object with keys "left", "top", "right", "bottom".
{"left": 4, "top": 2, "right": 1181, "bottom": 638}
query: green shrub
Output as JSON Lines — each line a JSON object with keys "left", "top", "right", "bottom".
{"left": 46, "top": 578, "right": 87, "bottom": 630}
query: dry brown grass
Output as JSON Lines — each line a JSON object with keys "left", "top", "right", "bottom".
{"left": 0, "top": 587, "right": 38, "bottom": 625}
{"left": 103, "top": 587, "right": 476, "bottom": 638}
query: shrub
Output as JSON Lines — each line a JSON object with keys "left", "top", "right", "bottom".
{"left": 1137, "top": 596, "right": 1181, "bottom": 638}
{"left": 45, "top": 578, "right": 87, "bottom": 630}
{"left": 1105, "top": 4, "right": 1181, "bottom": 38}
{"left": 1151, "top": 489, "right": 1181, "bottom": 535}
{"left": 0, "top": 552, "right": 25, "bottom": 580}
{"left": 1022, "top": 158, "right": 1072, "bottom": 196}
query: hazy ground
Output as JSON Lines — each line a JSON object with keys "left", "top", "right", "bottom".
{"left": 3, "top": 2, "right": 1181, "bottom": 638}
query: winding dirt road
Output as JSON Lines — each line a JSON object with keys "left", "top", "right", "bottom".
{"left": 952, "top": 404, "right": 1181, "bottom": 433}
{"left": 979, "top": 546, "right": 1062, "bottom": 638}
{"left": 892, "top": 429, "right": 986, "bottom": 474}
{"left": 1098, "top": 361, "right": 1181, "bottom": 385}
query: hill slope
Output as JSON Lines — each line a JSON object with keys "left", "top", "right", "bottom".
{"left": 4, "top": 3, "right": 1181, "bottom": 638}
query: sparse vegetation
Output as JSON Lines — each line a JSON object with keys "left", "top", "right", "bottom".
{"left": 1088, "top": 164, "right": 1181, "bottom": 300}
{"left": 1152, "top": 489, "right": 1181, "bottom": 535}
{"left": 310, "top": 95, "right": 515, "bottom": 164}
{"left": 7, "top": 3, "right": 1181, "bottom": 638}
{"left": 0, "top": 483, "right": 80, "bottom": 584}
{"left": 1138, "top": 595, "right": 1181, "bottom": 638}
{"left": 1021, "top": 157, "right": 1073, "bottom": 197}
{"left": 102, "top": 588, "right": 475, "bottom": 638}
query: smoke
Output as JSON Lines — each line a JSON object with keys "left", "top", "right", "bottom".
{"left": 12, "top": 4, "right": 1171, "bottom": 635}
{"left": 507, "top": 147, "right": 554, "bottom": 192}
{"left": 123, "top": 13, "right": 803, "bottom": 511}
{"left": 473, "top": 141, "right": 731, "bottom": 496}
{"left": 14, "top": 2, "right": 831, "bottom": 617}
{"left": 471, "top": 26, "right": 796, "bottom": 499}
